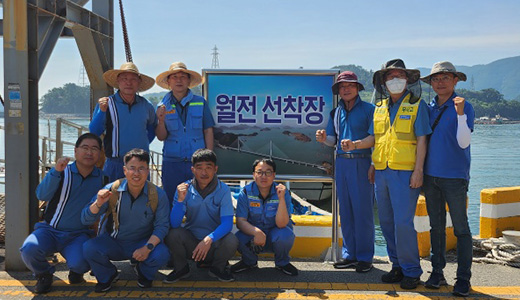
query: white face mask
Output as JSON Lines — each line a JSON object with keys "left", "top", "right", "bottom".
{"left": 385, "top": 78, "right": 407, "bottom": 94}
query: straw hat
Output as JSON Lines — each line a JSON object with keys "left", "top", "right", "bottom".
{"left": 421, "top": 61, "right": 467, "bottom": 85}
{"left": 102, "top": 62, "right": 155, "bottom": 92}
{"left": 155, "top": 62, "right": 203, "bottom": 90}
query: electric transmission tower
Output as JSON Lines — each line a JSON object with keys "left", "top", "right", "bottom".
{"left": 211, "top": 45, "right": 220, "bottom": 69}
{"left": 78, "top": 64, "right": 87, "bottom": 87}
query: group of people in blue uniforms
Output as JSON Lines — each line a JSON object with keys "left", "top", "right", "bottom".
{"left": 20, "top": 61, "right": 298, "bottom": 294}
{"left": 20, "top": 58, "right": 474, "bottom": 297}
{"left": 316, "top": 59, "right": 475, "bottom": 297}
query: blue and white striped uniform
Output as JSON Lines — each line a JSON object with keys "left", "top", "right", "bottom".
{"left": 20, "top": 162, "right": 105, "bottom": 276}
{"left": 89, "top": 91, "right": 157, "bottom": 181}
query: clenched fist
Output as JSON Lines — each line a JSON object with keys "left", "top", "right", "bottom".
{"left": 315, "top": 129, "right": 326, "bottom": 143}
{"left": 276, "top": 183, "right": 286, "bottom": 200}
{"left": 156, "top": 105, "right": 166, "bottom": 122}
{"left": 98, "top": 97, "right": 109, "bottom": 112}
{"left": 96, "top": 189, "right": 112, "bottom": 206}
{"left": 453, "top": 96, "right": 465, "bottom": 116}
{"left": 177, "top": 183, "right": 189, "bottom": 203}
{"left": 55, "top": 157, "right": 71, "bottom": 172}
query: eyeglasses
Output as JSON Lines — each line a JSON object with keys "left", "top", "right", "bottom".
{"left": 431, "top": 75, "right": 454, "bottom": 83}
{"left": 126, "top": 166, "right": 149, "bottom": 174}
{"left": 254, "top": 170, "right": 274, "bottom": 177}
{"left": 78, "top": 145, "right": 100, "bottom": 153}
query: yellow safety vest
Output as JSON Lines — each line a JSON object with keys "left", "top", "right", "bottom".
{"left": 372, "top": 94, "right": 420, "bottom": 171}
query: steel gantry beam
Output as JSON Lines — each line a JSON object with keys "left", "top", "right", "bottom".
{"left": 2, "top": 0, "right": 113, "bottom": 270}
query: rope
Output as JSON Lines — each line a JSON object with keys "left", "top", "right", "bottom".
{"left": 473, "top": 237, "right": 520, "bottom": 268}
{"left": 118, "top": 0, "right": 133, "bottom": 62}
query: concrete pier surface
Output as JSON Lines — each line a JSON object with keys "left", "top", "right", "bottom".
{"left": 0, "top": 246, "right": 519, "bottom": 300}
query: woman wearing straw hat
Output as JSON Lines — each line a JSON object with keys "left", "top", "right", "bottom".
{"left": 155, "top": 62, "right": 215, "bottom": 202}
{"left": 89, "top": 62, "right": 157, "bottom": 182}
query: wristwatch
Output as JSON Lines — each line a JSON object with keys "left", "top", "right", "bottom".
{"left": 146, "top": 243, "right": 155, "bottom": 251}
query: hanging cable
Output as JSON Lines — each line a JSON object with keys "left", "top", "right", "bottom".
{"left": 119, "top": 0, "right": 133, "bottom": 62}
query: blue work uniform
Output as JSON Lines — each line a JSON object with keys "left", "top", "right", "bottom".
{"left": 325, "top": 97, "right": 375, "bottom": 263}
{"left": 89, "top": 92, "right": 157, "bottom": 182}
{"left": 369, "top": 91, "right": 431, "bottom": 278}
{"left": 20, "top": 163, "right": 105, "bottom": 276}
{"left": 166, "top": 179, "right": 237, "bottom": 272}
{"left": 158, "top": 90, "right": 215, "bottom": 202}
{"left": 235, "top": 181, "right": 294, "bottom": 267}
{"left": 424, "top": 93, "right": 475, "bottom": 281}
{"left": 81, "top": 180, "right": 170, "bottom": 282}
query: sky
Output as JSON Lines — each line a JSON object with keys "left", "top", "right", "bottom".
{"left": 1, "top": 0, "right": 520, "bottom": 96}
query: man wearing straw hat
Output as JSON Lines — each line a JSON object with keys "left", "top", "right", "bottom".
{"left": 89, "top": 62, "right": 158, "bottom": 182}
{"left": 346, "top": 59, "right": 431, "bottom": 289}
{"left": 155, "top": 62, "right": 215, "bottom": 203}
{"left": 421, "top": 61, "right": 475, "bottom": 297}
{"left": 315, "top": 71, "right": 375, "bottom": 274}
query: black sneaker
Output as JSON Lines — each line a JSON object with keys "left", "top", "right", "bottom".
{"left": 355, "top": 261, "right": 373, "bottom": 273}
{"left": 68, "top": 270, "right": 85, "bottom": 284}
{"left": 34, "top": 272, "right": 53, "bottom": 294}
{"left": 230, "top": 260, "right": 258, "bottom": 273}
{"left": 453, "top": 279, "right": 471, "bottom": 297}
{"left": 425, "top": 272, "right": 447, "bottom": 289}
{"left": 276, "top": 263, "right": 299, "bottom": 276}
{"left": 333, "top": 258, "right": 357, "bottom": 269}
{"left": 134, "top": 264, "right": 153, "bottom": 288}
{"left": 381, "top": 267, "right": 404, "bottom": 283}
{"left": 400, "top": 276, "right": 420, "bottom": 290}
{"left": 163, "top": 264, "right": 190, "bottom": 283}
{"left": 208, "top": 267, "right": 235, "bottom": 282}
{"left": 94, "top": 271, "right": 120, "bottom": 293}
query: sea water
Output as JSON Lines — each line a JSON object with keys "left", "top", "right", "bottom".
{"left": 1, "top": 117, "right": 519, "bottom": 255}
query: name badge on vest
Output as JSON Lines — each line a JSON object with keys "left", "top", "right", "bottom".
{"left": 250, "top": 202, "right": 261, "bottom": 208}
{"left": 399, "top": 115, "right": 411, "bottom": 120}
{"left": 166, "top": 110, "right": 175, "bottom": 115}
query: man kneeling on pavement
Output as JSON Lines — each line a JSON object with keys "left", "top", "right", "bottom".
{"left": 81, "top": 148, "right": 170, "bottom": 292}
{"left": 20, "top": 133, "right": 106, "bottom": 294}
{"left": 230, "top": 158, "right": 298, "bottom": 276}
{"left": 164, "top": 148, "right": 239, "bottom": 283}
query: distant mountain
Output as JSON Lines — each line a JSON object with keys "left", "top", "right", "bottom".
{"left": 417, "top": 56, "right": 520, "bottom": 101}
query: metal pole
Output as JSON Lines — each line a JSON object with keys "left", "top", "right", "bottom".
{"left": 56, "top": 117, "right": 62, "bottom": 160}
{"left": 3, "top": 0, "right": 38, "bottom": 270}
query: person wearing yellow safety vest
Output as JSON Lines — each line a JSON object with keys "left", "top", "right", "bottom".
{"left": 344, "top": 59, "right": 431, "bottom": 290}
{"left": 155, "top": 62, "right": 216, "bottom": 204}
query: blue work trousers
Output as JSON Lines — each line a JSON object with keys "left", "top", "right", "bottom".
{"left": 20, "top": 222, "right": 91, "bottom": 276}
{"left": 83, "top": 233, "right": 170, "bottom": 282}
{"left": 104, "top": 157, "right": 125, "bottom": 183}
{"left": 375, "top": 169, "right": 422, "bottom": 278}
{"left": 423, "top": 175, "right": 472, "bottom": 281}
{"left": 335, "top": 157, "right": 375, "bottom": 263}
{"left": 235, "top": 226, "right": 295, "bottom": 267}
{"left": 162, "top": 160, "right": 192, "bottom": 204}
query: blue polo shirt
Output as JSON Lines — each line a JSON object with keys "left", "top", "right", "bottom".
{"left": 82, "top": 180, "right": 170, "bottom": 242}
{"left": 236, "top": 181, "right": 293, "bottom": 233}
{"left": 424, "top": 93, "right": 475, "bottom": 180}
{"left": 325, "top": 96, "right": 374, "bottom": 155}
{"left": 171, "top": 179, "right": 234, "bottom": 240}
{"left": 369, "top": 91, "right": 432, "bottom": 137}
{"left": 37, "top": 162, "right": 105, "bottom": 232}
{"left": 90, "top": 91, "right": 157, "bottom": 158}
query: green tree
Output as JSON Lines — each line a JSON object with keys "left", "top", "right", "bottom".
{"left": 40, "top": 83, "right": 90, "bottom": 114}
